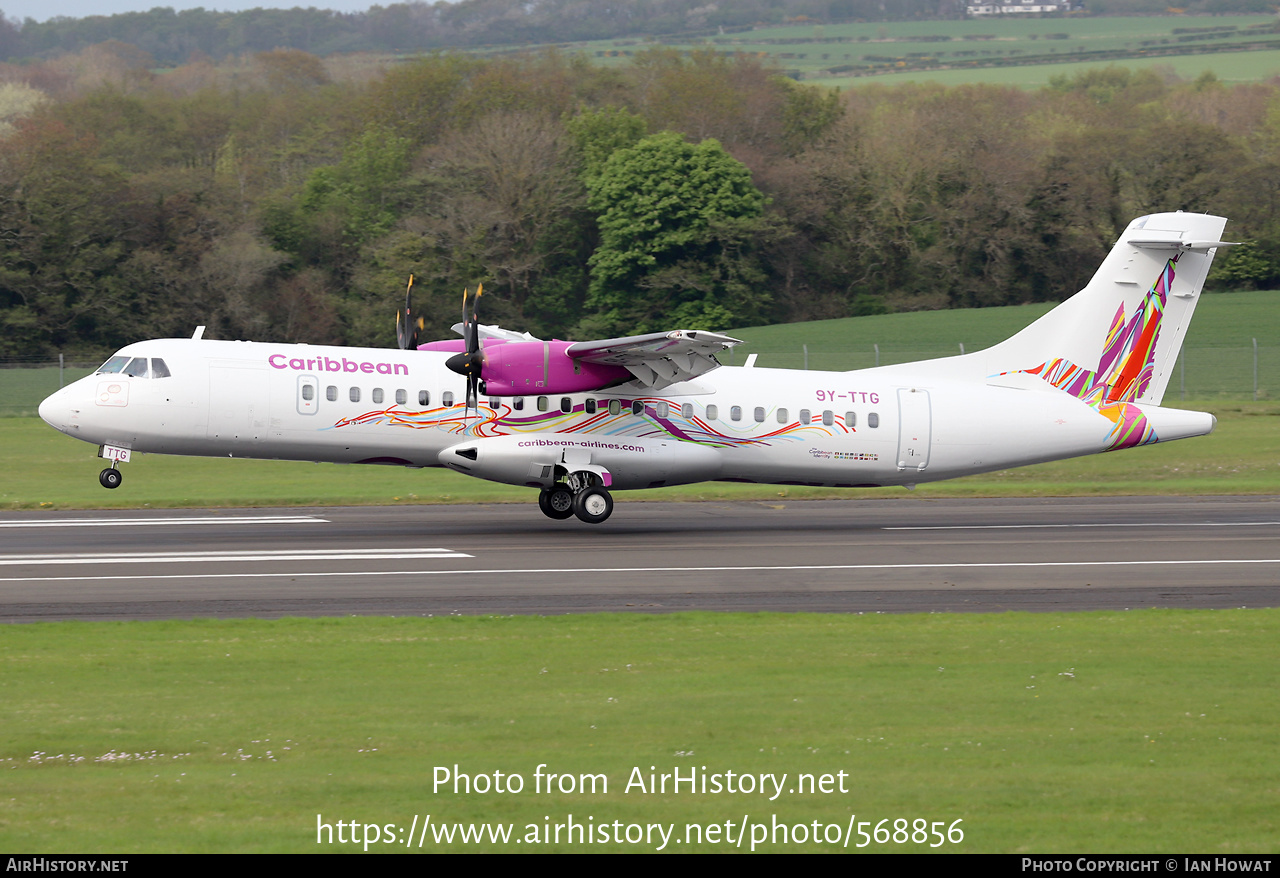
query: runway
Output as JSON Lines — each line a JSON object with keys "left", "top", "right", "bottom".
{"left": 1, "top": 496, "right": 1278, "bottom": 621}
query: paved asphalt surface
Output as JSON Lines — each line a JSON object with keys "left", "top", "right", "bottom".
{"left": 1, "top": 496, "right": 1278, "bottom": 621}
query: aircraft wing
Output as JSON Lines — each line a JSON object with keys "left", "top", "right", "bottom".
{"left": 566, "top": 330, "right": 742, "bottom": 390}
{"left": 449, "top": 322, "right": 540, "bottom": 343}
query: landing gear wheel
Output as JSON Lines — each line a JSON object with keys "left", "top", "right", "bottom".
{"left": 538, "top": 485, "right": 575, "bottom": 520}
{"left": 98, "top": 467, "right": 122, "bottom": 489}
{"left": 572, "top": 487, "right": 613, "bottom": 524}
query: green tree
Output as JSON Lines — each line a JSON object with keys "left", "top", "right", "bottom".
{"left": 566, "top": 105, "right": 647, "bottom": 182}
{"left": 584, "top": 131, "right": 771, "bottom": 334}
{"left": 0, "top": 119, "right": 135, "bottom": 356}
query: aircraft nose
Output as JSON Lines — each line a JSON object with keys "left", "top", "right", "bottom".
{"left": 38, "top": 389, "right": 65, "bottom": 431}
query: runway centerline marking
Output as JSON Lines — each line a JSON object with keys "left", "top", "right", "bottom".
{"left": 1, "top": 557, "right": 1277, "bottom": 583}
{"left": 0, "top": 516, "right": 329, "bottom": 528}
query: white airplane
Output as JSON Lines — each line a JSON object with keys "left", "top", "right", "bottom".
{"left": 39, "top": 211, "right": 1234, "bottom": 524}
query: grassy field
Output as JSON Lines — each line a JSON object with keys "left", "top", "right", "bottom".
{"left": 810, "top": 47, "right": 1280, "bottom": 89}
{"left": 0, "top": 364, "right": 97, "bottom": 418}
{"left": 523, "top": 14, "right": 1280, "bottom": 85}
{"left": 728, "top": 290, "right": 1279, "bottom": 382}
{"left": 1, "top": 610, "right": 1276, "bottom": 852}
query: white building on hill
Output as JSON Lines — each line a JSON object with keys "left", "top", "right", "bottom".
{"left": 967, "top": 1, "right": 1069, "bottom": 13}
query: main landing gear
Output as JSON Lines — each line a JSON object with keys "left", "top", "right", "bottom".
{"left": 538, "top": 473, "right": 614, "bottom": 524}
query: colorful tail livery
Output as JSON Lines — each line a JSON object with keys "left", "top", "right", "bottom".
{"left": 40, "top": 212, "right": 1233, "bottom": 523}
{"left": 986, "top": 212, "right": 1233, "bottom": 450}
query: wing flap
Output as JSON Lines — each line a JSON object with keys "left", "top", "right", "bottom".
{"left": 566, "top": 330, "right": 741, "bottom": 391}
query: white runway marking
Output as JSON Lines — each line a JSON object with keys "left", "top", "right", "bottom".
{"left": 0, "top": 515, "right": 328, "bottom": 528}
{"left": 0, "top": 548, "right": 471, "bottom": 566}
{"left": 0, "top": 557, "right": 1276, "bottom": 583}
{"left": 883, "top": 521, "right": 1280, "bottom": 531}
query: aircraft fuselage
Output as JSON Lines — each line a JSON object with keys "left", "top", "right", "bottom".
{"left": 38, "top": 337, "right": 1214, "bottom": 493}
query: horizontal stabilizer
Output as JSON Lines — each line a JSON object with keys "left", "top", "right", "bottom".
{"left": 1126, "top": 235, "right": 1239, "bottom": 252}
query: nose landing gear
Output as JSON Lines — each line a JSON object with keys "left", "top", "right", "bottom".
{"left": 98, "top": 465, "right": 123, "bottom": 489}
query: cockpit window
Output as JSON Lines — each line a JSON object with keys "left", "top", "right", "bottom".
{"left": 97, "top": 355, "right": 172, "bottom": 378}
{"left": 97, "top": 355, "right": 129, "bottom": 374}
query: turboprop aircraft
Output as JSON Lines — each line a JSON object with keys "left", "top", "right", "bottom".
{"left": 39, "top": 211, "right": 1234, "bottom": 524}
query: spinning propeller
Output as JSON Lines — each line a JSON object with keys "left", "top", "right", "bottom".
{"left": 395, "top": 275, "right": 423, "bottom": 351}
{"left": 446, "top": 283, "right": 484, "bottom": 410}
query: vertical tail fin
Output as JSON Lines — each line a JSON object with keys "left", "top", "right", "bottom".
{"left": 984, "top": 212, "right": 1233, "bottom": 406}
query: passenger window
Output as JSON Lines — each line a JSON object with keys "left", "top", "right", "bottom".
{"left": 868, "top": 412, "right": 879, "bottom": 428}
{"left": 349, "top": 387, "right": 361, "bottom": 403}
{"left": 301, "top": 385, "right": 315, "bottom": 401}
{"left": 373, "top": 388, "right": 384, "bottom": 404}
{"left": 97, "top": 355, "right": 129, "bottom": 374}
{"left": 730, "top": 406, "right": 742, "bottom": 422}
{"left": 560, "top": 397, "right": 572, "bottom": 413}
{"left": 608, "top": 399, "right": 620, "bottom": 416}
{"left": 823, "top": 410, "right": 834, "bottom": 426}
{"left": 418, "top": 390, "right": 430, "bottom": 406}
{"left": 777, "top": 408, "right": 788, "bottom": 423}
{"left": 514, "top": 397, "right": 524, "bottom": 411}
{"left": 846, "top": 411, "right": 856, "bottom": 427}
{"left": 396, "top": 389, "right": 407, "bottom": 405}
{"left": 656, "top": 401, "right": 669, "bottom": 419}
{"left": 124, "top": 357, "right": 149, "bottom": 378}
{"left": 443, "top": 391, "right": 455, "bottom": 406}
{"left": 753, "top": 407, "right": 765, "bottom": 423}
{"left": 151, "top": 358, "right": 171, "bottom": 378}
{"left": 632, "top": 401, "right": 644, "bottom": 416}
{"left": 681, "top": 403, "right": 692, "bottom": 419}
{"left": 327, "top": 386, "right": 338, "bottom": 402}
{"left": 799, "top": 409, "right": 811, "bottom": 424}
{"left": 537, "top": 396, "right": 549, "bottom": 412}
{"left": 706, "top": 404, "right": 718, "bottom": 421}
{"left": 585, "top": 399, "right": 597, "bottom": 414}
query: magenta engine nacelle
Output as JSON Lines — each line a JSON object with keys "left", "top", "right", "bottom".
{"left": 417, "top": 338, "right": 632, "bottom": 396}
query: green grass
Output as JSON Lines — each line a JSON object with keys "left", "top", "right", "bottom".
{"left": 810, "top": 48, "right": 1280, "bottom": 89}
{"left": 0, "top": 364, "right": 96, "bottom": 418}
{"left": 1, "top": 611, "right": 1276, "bottom": 852}
{"left": 523, "top": 14, "right": 1280, "bottom": 86}
{"left": 729, "top": 290, "right": 1280, "bottom": 363}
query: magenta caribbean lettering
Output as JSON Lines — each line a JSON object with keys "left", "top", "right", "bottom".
{"left": 269, "top": 353, "right": 408, "bottom": 376}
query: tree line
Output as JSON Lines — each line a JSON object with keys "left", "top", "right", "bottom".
{"left": 0, "top": 45, "right": 1276, "bottom": 359}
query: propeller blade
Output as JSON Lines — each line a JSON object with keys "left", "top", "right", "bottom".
{"left": 448, "top": 284, "right": 486, "bottom": 413}
{"left": 396, "top": 275, "right": 417, "bottom": 350}
{"left": 466, "top": 284, "right": 483, "bottom": 410}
